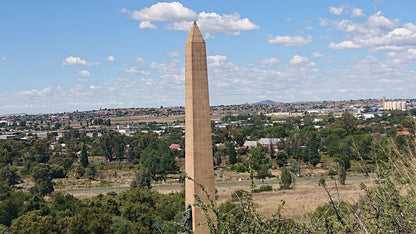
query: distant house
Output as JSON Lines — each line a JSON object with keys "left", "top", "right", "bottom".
{"left": 35, "top": 131, "right": 48, "bottom": 139}
{"left": 313, "top": 118, "right": 323, "bottom": 123}
{"left": 258, "top": 138, "right": 281, "bottom": 151}
{"left": 0, "top": 135, "right": 16, "bottom": 140}
{"left": 243, "top": 138, "right": 281, "bottom": 151}
{"left": 258, "top": 138, "right": 281, "bottom": 147}
{"left": 243, "top": 141, "right": 258, "bottom": 149}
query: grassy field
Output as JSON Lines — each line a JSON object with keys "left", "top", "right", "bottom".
{"left": 37, "top": 156, "right": 371, "bottom": 218}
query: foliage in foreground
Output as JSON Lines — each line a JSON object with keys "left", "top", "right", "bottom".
{"left": 194, "top": 136, "right": 416, "bottom": 233}
{"left": 0, "top": 186, "right": 185, "bottom": 233}
{"left": 1, "top": 135, "right": 416, "bottom": 233}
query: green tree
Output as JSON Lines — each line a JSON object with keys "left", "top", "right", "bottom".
{"left": 228, "top": 142, "right": 237, "bottom": 165}
{"left": 231, "top": 128, "right": 246, "bottom": 147}
{"left": 130, "top": 168, "right": 152, "bottom": 189}
{"left": 9, "top": 210, "right": 58, "bottom": 234}
{"left": 87, "top": 165, "right": 97, "bottom": 180}
{"left": 31, "top": 163, "right": 54, "bottom": 196}
{"left": 275, "top": 151, "right": 288, "bottom": 168}
{"left": 101, "top": 130, "right": 125, "bottom": 161}
{"left": 338, "top": 155, "right": 350, "bottom": 185}
{"left": 67, "top": 207, "right": 112, "bottom": 233}
{"left": 214, "top": 151, "right": 222, "bottom": 168}
{"left": 339, "top": 166, "right": 347, "bottom": 185}
{"left": 330, "top": 112, "right": 357, "bottom": 134}
{"left": 0, "top": 184, "right": 29, "bottom": 226}
{"left": 0, "top": 166, "right": 21, "bottom": 186}
{"left": 25, "top": 140, "right": 52, "bottom": 165}
{"left": 112, "top": 216, "right": 133, "bottom": 234}
{"left": 280, "top": 167, "right": 292, "bottom": 189}
{"left": 80, "top": 142, "right": 89, "bottom": 167}
{"left": 308, "top": 133, "right": 321, "bottom": 167}
{"left": 247, "top": 147, "right": 270, "bottom": 180}
{"left": 140, "top": 141, "right": 176, "bottom": 178}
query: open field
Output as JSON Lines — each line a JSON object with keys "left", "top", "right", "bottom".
{"left": 14, "top": 154, "right": 371, "bottom": 218}
{"left": 52, "top": 169, "right": 371, "bottom": 218}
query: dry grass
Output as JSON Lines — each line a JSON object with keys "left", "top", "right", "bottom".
{"left": 48, "top": 161, "right": 372, "bottom": 218}
{"left": 214, "top": 177, "right": 370, "bottom": 219}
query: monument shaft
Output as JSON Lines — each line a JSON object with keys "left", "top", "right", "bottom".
{"left": 185, "top": 23, "right": 215, "bottom": 233}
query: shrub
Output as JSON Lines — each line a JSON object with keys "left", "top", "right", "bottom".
{"left": 253, "top": 185, "right": 273, "bottom": 193}
{"left": 131, "top": 159, "right": 140, "bottom": 165}
{"left": 230, "top": 163, "right": 247, "bottom": 173}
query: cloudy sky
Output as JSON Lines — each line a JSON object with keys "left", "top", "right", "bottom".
{"left": 1, "top": 1, "right": 416, "bottom": 114}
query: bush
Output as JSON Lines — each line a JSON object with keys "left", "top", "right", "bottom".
{"left": 131, "top": 159, "right": 140, "bottom": 165}
{"left": 253, "top": 185, "right": 273, "bottom": 193}
{"left": 230, "top": 163, "right": 247, "bottom": 173}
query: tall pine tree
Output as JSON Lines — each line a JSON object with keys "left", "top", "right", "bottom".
{"left": 228, "top": 142, "right": 237, "bottom": 165}
{"left": 80, "top": 143, "right": 89, "bottom": 167}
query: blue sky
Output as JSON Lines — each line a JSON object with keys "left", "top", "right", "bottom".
{"left": 1, "top": 1, "right": 416, "bottom": 114}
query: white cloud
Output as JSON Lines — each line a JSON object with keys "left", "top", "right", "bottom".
{"left": 352, "top": 8, "right": 365, "bottom": 17}
{"left": 260, "top": 57, "right": 279, "bottom": 65}
{"left": 125, "top": 66, "right": 151, "bottom": 75}
{"left": 121, "top": 2, "right": 197, "bottom": 22}
{"left": 62, "top": 56, "right": 98, "bottom": 66}
{"left": 385, "top": 48, "right": 416, "bottom": 65}
{"left": 289, "top": 55, "right": 309, "bottom": 64}
{"left": 319, "top": 18, "right": 328, "bottom": 27}
{"left": 312, "top": 52, "right": 324, "bottom": 58}
{"left": 329, "top": 13, "right": 416, "bottom": 51}
{"left": 1, "top": 56, "right": 6, "bottom": 61}
{"left": 170, "top": 12, "right": 258, "bottom": 35}
{"left": 107, "top": 56, "right": 115, "bottom": 64}
{"left": 367, "top": 11, "right": 399, "bottom": 31}
{"left": 77, "top": 70, "right": 91, "bottom": 77}
{"left": 140, "top": 21, "right": 157, "bottom": 29}
{"left": 123, "top": 2, "right": 258, "bottom": 35}
{"left": 268, "top": 35, "right": 312, "bottom": 46}
{"left": 329, "top": 41, "right": 361, "bottom": 49}
{"left": 149, "top": 61, "right": 181, "bottom": 76}
{"left": 329, "top": 6, "right": 344, "bottom": 15}
{"left": 207, "top": 55, "right": 228, "bottom": 67}
{"left": 136, "top": 57, "right": 147, "bottom": 64}
{"left": 168, "top": 51, "right": 181, "bottom": 57}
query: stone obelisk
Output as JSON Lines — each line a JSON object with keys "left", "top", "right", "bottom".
{"left": 185, "top": 22, "right": 215, "bottom": 233}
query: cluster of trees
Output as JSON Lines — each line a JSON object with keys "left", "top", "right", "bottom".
{"left": 0, "top": 109, "right": 415, "bottom": 232}
{"left": 0, "top": 184, "right": 185, "bottom": 233}
{"left": 1, "top": 133, "right": 415, "bottom": 233}
{"left": 214, "top": 112, "right": 415, "bottom": 179}
{"left": 0, "top": 127, "right": 181, "bottom": 196}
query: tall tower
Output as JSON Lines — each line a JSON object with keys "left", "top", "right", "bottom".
{"left": 185, "top": 22, "right": 215, "bottom": 233}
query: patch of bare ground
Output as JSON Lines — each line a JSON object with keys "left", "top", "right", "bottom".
{"left": 252, "top": 178, "right": 370, "bottom": 218}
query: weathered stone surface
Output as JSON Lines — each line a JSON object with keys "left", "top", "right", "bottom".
{"left": 185, "top": 22, "right": 216, "bottom": 234}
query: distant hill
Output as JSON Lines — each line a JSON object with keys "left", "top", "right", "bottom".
{"left": 255, "top": 100, "right": 280, "bottom": 104}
